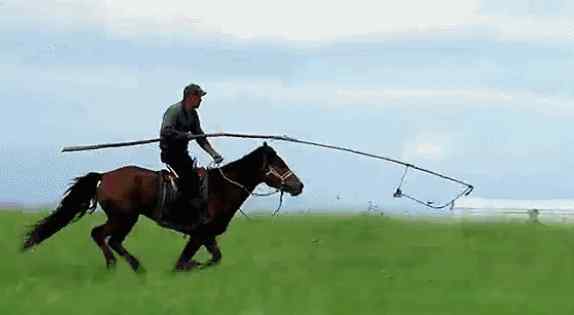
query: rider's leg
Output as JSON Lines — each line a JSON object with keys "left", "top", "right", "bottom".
{"left": 170, "top": 153, "right": 199, "bottom": 197}
{"left": 177, "top": 155, "right": 208, "bottom": 224}
{"left": 165, "top": 153, "right": 206, "bottom": 225}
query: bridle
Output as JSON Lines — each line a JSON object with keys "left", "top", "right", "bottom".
{"left": 213, "top": 159, "right": 295, "bottom": 216}
{"left": 265, "top": 166, "right": 294, "bottom": 189}
{"left": 215, "top": 164, "right": 293, "bottom": 197}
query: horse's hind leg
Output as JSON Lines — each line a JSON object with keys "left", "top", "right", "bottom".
{"left": 91, "top": 222, "right": 116, "bottom": 268}
{"left": 108, "top": 216, "right": 142, "bottom": 272}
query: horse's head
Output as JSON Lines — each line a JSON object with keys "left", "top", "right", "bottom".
{"left": 257, "top": 142, "right": 304, "bottom": 196}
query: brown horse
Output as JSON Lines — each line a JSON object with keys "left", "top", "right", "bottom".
{"left": 22, "top": 143, "right": 303, "bottom": 272}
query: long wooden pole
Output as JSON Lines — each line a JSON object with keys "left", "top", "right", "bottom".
{"left": 62, "top": 138, "right": 160, "bottom": 152}
{"left": 61, "top": 132, "right": 474, "bottom": 189}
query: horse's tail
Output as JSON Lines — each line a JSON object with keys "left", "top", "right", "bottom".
{"left": 22, "top": 172, "right": 102, "bottom": 251}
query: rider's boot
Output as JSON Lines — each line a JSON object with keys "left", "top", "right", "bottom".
{"left": 179, "top": 173, "right": 209, "bottom": 230}
{"left": 158, "top": 176, "right": 195, "bottom": 232}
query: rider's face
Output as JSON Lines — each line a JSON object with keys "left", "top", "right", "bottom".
{"left": 184, "top": 94, "right": 202, "bottom": 110}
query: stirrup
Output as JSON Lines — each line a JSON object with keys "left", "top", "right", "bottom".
{"left": 165, "top": 164, "right": 180, "bottom": 178}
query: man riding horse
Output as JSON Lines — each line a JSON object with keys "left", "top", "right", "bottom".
{"left": 22, "top": 83, "right": 305, "bottom": 272}
{"left": 159, "top": 83, "right": 224, "bottom": 225}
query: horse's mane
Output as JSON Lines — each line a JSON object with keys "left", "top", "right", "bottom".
{"left": 218, "top": 144, "right": 275, "bottom": 172}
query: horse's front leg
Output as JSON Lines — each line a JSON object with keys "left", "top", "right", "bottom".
{"left": 203, "top": 237, "right": 222, "bottom": 266}
{"left": 174, "top": 238, "right": 203, "bottom": 271}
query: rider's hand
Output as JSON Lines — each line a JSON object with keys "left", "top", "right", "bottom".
{"left": 186, "top": 132, "right": 204, "bottom": 140}
{"left": 213, "top": 153, "right": 224, "bottom": 164}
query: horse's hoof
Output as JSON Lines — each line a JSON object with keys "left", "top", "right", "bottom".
{"left": 134, "top": 265, "right": 146, "bottom": 274}
{"left": 175, "top": 260, "right": 201, "bottom": 272}
{"left": 205, "top": 259, "right": 221, "bottom": 267}
{"left": 106, "top": 259, "right": 117, "bottom": 270}
{"left": 174, "top": 265, "right": 193, "bottom": 272}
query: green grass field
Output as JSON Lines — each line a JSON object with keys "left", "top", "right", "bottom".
{"left": 1, "top": 210, "right": 574, "bottom": 315}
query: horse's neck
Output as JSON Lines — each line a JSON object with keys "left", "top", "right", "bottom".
{"left": 219, "top": 162, "right": 260, "bottom": 191}
{"left": 209, "top": 158, "right": 262, "bottom": 215}
{"left": 218, "top": 152, "right": 262, "bottom": 191}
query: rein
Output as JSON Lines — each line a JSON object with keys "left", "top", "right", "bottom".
{"left": 213, "top": 163, "right": 291, "bottom": 217}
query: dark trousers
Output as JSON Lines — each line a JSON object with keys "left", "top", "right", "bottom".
{"left": 161, "top": 151, "right": 200, "bottom": 197}
{"left": 161, "top": 151, "right": 210, "bottom": 229}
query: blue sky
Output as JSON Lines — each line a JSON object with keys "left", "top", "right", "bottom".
{"left": 1, "top": 0, "right": 574, "bottom": 212}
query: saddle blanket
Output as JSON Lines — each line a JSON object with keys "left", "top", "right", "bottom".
{"left": 154, "top": 168, "right": 208, "bottom": 221}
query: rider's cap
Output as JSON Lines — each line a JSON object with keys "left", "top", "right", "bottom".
{"left": 183, "top": 83, "right": 207, "bottom": 98}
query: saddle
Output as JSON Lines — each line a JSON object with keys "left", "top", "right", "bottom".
{"left": 154, "top": 168, "right": 208, "bottom": 223}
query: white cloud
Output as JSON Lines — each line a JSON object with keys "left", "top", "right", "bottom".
{"left": 476, "top": 15, "right": 574, "bottom": 41}
{"left": 2, "top": 54, "right": 572, "bottom": 117}
{"left": 5, "top": 0, "right": 573, "bottom": 42}
{"left": 401, "top": 132, "right": 453, "bottom": 162}
{"left": 210, "top": 80, "right": 574, "bottom": 116}
{"left": 480, "top": 0, "right": 574, "bottom": 17}
{"left": 1, "top": 0, "right": 105, "bottom": 31}
{"left": 335, "top": 87, "right": 574, "bottom": 117}
{"left": 104, "top": 0, "right": 481, "bottom": 40}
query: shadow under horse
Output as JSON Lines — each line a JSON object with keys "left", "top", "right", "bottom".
{"left": 22, "top": 143, "right": 304, "bottom": 272}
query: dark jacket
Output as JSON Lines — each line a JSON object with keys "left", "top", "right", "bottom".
{"left": 160, "top": 102, "right": 204, "bottom": 158}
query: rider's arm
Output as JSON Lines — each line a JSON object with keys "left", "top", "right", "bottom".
{"left": 192, "top": 113, "right": 221, "bottom": 159}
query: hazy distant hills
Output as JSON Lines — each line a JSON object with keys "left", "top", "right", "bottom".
{"left": 0, "top": 202, "right": 57, "bottom": 211}
{"left": 0, "top": 202, "right": 24, "bottom": 209}
{"left": 454, "top": 198, "right": 574, "bottom": 211}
